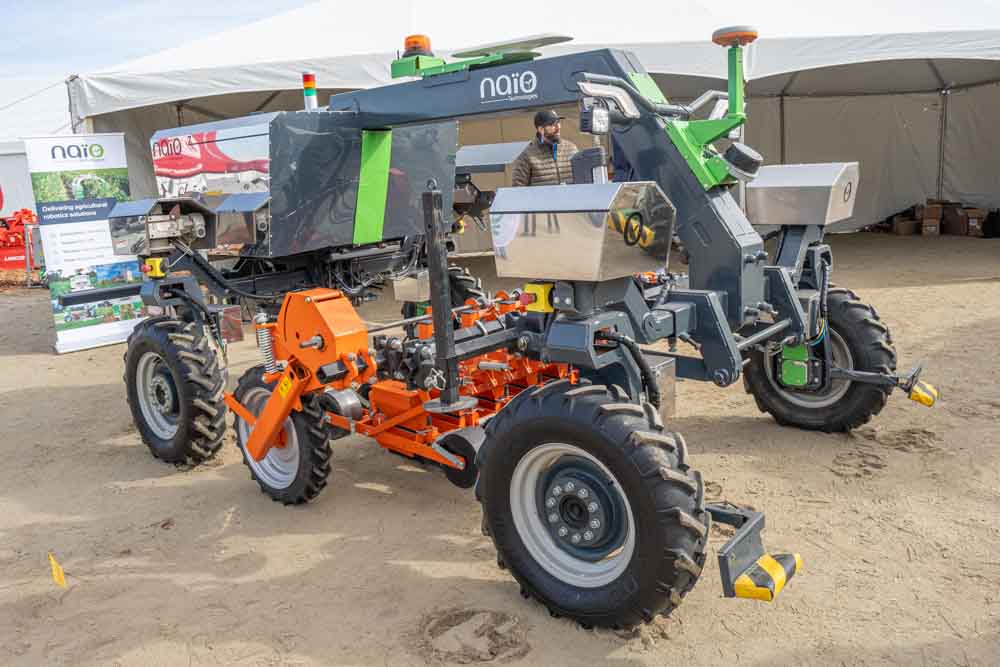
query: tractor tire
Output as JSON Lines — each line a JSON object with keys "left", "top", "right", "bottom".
{"left": 744, "top": 287, "right": 896, "bottom": 432}
{"left": 476, "top": 379, "right": 709, "bottom": 629}
{"left": 124, "top": 316, "right": 228, "bottom": 465}
{"left": 401, "top": 266, "right": 486, "bottom": 337}
{"left": 232, "top": 366, "right": 332, "bottom": 504}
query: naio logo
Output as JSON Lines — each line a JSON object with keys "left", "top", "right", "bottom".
{"left": 50, "top": 142, "right": 106, "bottom": 161}
{"left": 479, "top": 70, "right": 538, "bottom": 104}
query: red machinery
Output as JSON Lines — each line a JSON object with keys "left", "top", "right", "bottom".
{"left": 0, "top": 208, "right": 35, "bottom": 272}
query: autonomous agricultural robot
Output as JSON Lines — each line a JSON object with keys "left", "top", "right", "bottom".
{"left": 64, "top": 27, "right": 937, "bottom": 629}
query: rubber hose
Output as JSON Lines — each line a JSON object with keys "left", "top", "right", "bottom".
{"left": 597, "top": 331, "right": 661, "bottom": 408}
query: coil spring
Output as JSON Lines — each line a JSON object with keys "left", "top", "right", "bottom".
{"left": 255, "top": 314, "right": 278, "bottom": 374}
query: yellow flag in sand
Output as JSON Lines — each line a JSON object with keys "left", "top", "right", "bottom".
{"left": 48, "top": 553, "right": 67, "bottom": 589}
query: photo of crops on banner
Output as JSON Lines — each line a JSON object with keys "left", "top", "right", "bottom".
{"left": 31, "top": 167, "right": 131, "bottom": 204}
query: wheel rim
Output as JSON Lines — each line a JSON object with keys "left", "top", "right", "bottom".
{"left": 136, "top": 351, "right": 180, "bottom": 440}
{"left": 235, "top": 387, "right": 300, "bottom": 490}
{"left": 765, "top": 329, "right": 854, "bottom": 408}
{"left": 509, "top": 443, "right": 636, "bottom": 588}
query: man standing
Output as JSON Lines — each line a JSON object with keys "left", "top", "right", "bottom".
{"left": 511, "top": 110, "right": 578, "bottom": 235}
{"left": 511, "top": 110, "right": 578, "bottom": 187}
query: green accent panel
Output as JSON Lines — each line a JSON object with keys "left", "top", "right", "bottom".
{"left": 353, "top": 130, "right": 393, "bottom": 245}
{"left": 391, "top": 55, "right": 446, "bottom": 78}
{"left": 628, "top": 72, "right": 668, "bottom": 104}
{"left": 780, "top": 344, "right": 810, "bottom": 387}
{"left": 393, "top": 51, "right": 537, "bottom": 79}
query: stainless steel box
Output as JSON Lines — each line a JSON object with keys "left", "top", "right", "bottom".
{"left": 746, "top": 162, "right": 859, "bottom": 227}
{"left": 488, "top": 182, "right": 675, "bottom": 281}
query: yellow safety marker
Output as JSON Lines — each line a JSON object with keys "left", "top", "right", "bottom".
{"left": 908, "top": 380, "right": 938, "bottom": 407}
{"left": 522, "top": 283, "right": 554, "bottom": 313}
{"left": 733, "top": 552, "right": 802, "bottom": 601}
{"left": 48, "top": 552, "right": 67, "bottom": 589}
{"left": 144, "top": 257, "right": 165, "bottom": 278}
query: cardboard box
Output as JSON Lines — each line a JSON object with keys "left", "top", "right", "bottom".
{"left": 920, "top": 203, "right": 943, "bottom": 220}
{"left": 892, "top": 217, "right": 919, "bottom": 235}
{"left": 943, "top": 207, "right": 969, "bottom": 235}
{"left": 921, "top": 219, "right": 940, "bottom": 236}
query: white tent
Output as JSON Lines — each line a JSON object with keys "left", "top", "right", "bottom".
{"left": 66, "top": 1, "right": 1000, "bottom": 228}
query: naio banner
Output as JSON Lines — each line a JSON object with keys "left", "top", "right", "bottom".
{"left": 24, "top": 134, "right": 147, "bottom": 354}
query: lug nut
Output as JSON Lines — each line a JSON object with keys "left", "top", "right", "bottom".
{"left": 587, "top": 502, "right": 598, "bottom": 513}
{"left": 590, "top": 519, "right": 600, "bottom": 529}
{"left": 577, "top": 488, "right": 589, "bottom": 499}
{"left": 558, "top": 526, "right": 568, "bottom": 537}
{"left": 552, "top": 485, "right": 563, "bottom": 496}
{"left": 546, "top": 497, "right": 556, "bottom": 508}
{"left": 571, "top": 533, "right": 581, "bottom": 544}
{"left": 565, "top": 482, "right": 575, "bottom": 492}
{"left": 548, "top": 513, "right": 559, "bottom": 523}
{"left": 584, "top": 531, "right": 594, "bottom": 541}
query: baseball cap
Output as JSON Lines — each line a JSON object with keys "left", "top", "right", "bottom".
{"left": 533, "top": 110, "right": 563, "bottom": 127}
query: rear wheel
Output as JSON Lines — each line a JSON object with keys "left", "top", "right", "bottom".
{"left": 124, "top": 317, "right": 227, "bottom": 465}
{"left": 233, "top": 366, "right": 332, "bottom": 504}
{"left": 476, "top": 380, "right": 708, "bottom": 629}
{"left": 744, "top": 287, "right": 896, "bottom": 432}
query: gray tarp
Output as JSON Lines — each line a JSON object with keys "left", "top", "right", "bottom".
{"left": 71, "top": 29, "right": 1000, "bottom": 228}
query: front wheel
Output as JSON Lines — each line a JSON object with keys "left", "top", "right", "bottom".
{"left": 124, "top": 317, "right": 228, "bottom": 464}
{"left": 744, "top": 287, "right": 896, "bottom": 432}
{"left": 477, "top": 380, "right": 708, "bottom": 629}
{"left": 232, "top": 366, "right": 332, "bottom": 504}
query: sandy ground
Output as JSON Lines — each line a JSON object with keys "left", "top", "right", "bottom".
{"left": 1, "top": 233, "right": 999, "bottom": 666}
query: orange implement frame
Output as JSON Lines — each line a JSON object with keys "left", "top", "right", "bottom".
{"left": 225, "top": 287, "right": 575, "bottom": 471}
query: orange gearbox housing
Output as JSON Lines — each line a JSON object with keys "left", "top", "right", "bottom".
{"left": 271, "top": 288, "right": 370, "bottom": 392}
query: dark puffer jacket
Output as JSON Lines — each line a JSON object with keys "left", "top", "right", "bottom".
{"left": 511, "top": 136, "right": 579, "bottom": 186}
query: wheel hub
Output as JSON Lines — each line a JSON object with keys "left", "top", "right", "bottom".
{"left": 148, "top": 374, "right": 176, "bottom": 414}
{"left": 537, "top": 457, "right": 625, "bottom": 561}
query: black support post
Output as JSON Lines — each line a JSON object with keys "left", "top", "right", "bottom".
{"left": 421, "top": 183, "right": 462, "bottom": 407}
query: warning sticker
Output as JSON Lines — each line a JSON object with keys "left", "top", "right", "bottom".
{"left": 277, "top": 376, "right": 292, "bottom": 398}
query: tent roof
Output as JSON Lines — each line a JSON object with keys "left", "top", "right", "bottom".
{"left": 66, "top": 0, "right": 1000, "bottom": 122}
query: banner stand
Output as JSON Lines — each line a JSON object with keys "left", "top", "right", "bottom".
{"left": 24, "top": 134, "right": 146, "bottom": 354}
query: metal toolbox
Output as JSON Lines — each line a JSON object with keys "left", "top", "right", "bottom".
{"left": 488, "top": 181, "right": 675, "bottom": 281}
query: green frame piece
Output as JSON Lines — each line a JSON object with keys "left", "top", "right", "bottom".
{"left": 662, "top": 45, "right": 748, "bottom": 190}
{"left": 353, "top": 130, "right": 393, "bottom": 245}
{"left": 628, "top": 72, "right": 668, "bottom": 104}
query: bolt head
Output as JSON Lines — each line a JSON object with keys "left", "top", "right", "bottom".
{"left": 564, "top": 481, "right": 575, "bottom": 492}
{"left": 583, "top": 531, "right": 594, "bottom": 541}
{"left": 590, "top": 519, "right": 600, "bottom": 530}
{"left": 545, "top": 497, "right": 556, "bottom": 508}
{"left": 587, "top": 502, "right": 599, "bottom": 513}
{"left": 548, "top": 513, "right": 559, "bottom": 523}
{"left": 571, "top": 533, "right": 581, "bottom": 544}
{"left": 552, "top": 485, "right": 562, "bottom": 496}
{"left": 558, "top": 526, "right": 569, "bottom": 537}
{"left": 577, "top": 488, "right": 588, "bottom": 499}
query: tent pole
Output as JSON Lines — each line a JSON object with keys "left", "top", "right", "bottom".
{"left": 936, "top": 89, "right": 949, "bottom": 200}
{"left": 779, "top": 95, "right": 786, "bottom": 165}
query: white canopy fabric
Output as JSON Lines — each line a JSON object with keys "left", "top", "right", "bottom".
{"left": 66, "top": 0, "right": 1000, "bottom": 228}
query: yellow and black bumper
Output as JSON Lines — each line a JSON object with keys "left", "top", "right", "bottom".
{"left": 708, "top": 504, "right": 802, "bottom": 602}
